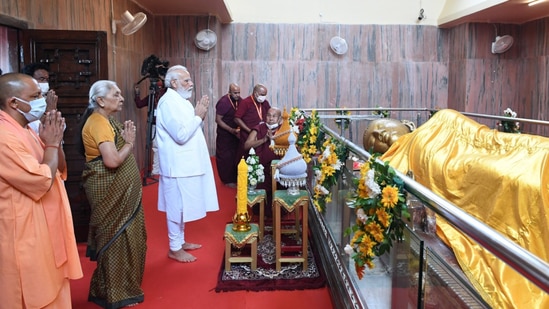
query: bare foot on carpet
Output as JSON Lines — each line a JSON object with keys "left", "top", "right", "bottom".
{"left": 168, "top": 248, "right": 197, "bottom": 263}
{"left": 182, "top": 242, "right": 202, "bottom": 250}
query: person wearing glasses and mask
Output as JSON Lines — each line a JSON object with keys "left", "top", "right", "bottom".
{"left": 21, "top": 63, "right": 59, "bottom": 133}
{"left": 156, "top": 65, "right": 219, "bottom": 263}
{"left": 234, "top": 83, "right": 271, "bottom": 163}
{"left": 0, "top": 73, "right": 82, "bottom": 308}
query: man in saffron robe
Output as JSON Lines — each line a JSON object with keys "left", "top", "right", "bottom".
{"left": 215, "top": 83, "right": 242, "bottom": 187}
{"left": 234, "top": 83, "right": 271, "bottom": 164}
{"left": 0, "top": 73, "right": 82, "bottom": 308}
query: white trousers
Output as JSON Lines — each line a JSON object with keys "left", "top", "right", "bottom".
{"left": 151, "top": 125, "right": 159, "bottom": 175}
{"left": 167, "top": 213, "right": 185, "bottom": 251}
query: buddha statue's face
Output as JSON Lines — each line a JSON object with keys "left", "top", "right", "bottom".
{"left": 363, "top": 119, "right": 413, "bottom": 154}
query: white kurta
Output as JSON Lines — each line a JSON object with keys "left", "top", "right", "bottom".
{"left": 156, "top": 88, "right": 219, "bottom": 223}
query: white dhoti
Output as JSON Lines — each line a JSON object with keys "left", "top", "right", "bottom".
{"left": 158, "top": 172, "right": 219, "bottom": 251}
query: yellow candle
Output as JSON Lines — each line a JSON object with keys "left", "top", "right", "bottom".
{"left": 237, "top": 157, "right": 248, "bottom": 214}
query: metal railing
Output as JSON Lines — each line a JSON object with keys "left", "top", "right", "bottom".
{"left": 322, "top": 124, "right": 549, "bottom": 294}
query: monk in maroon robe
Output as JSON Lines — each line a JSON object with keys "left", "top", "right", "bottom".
{"left": 234, "top": 84, "right": 271, "bottom": 165}
{"left": 244, "top": 107, "right": 282, "bottom": 214}
{"left": 215, "top": 83, "right": 241, "bottom": 186}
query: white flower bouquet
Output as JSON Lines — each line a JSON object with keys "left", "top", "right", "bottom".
{"left": 246, "top": 148, "right": 265, "bottom": 187}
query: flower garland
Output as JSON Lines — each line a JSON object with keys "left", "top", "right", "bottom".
{"left": 289, "top": 108, "right": 348, "bottom": 212}
{"left": 245, "top": 148, "right": 265, "bottom": 187}
{"left": 312, "top": 137, "right": 348, "bottom": 212}
{"left": 344, "top": 155, "right": 409, "bottom": 279}
{"left": 289, "top": 107, "right": 306, "bottom": 133}
{"left": 498, "top": 107, "right": 521, "bottom": 134}
{"left": 294, "top": 109, "right": 324, "bottom": 163}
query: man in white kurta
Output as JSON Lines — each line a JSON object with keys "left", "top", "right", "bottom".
{"left": 156, "top": 65, "right": 219, "bottom": 263}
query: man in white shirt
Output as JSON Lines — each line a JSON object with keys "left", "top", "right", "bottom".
{"left": 156, "top": 65, "right": 219, "bottom": 263}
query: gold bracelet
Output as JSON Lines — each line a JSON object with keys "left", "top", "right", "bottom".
{"left": 44, "top": 145, "right": 59, "bottom": 149}
{"left": 126, "top": 142, "right": 134, "bottom": 148}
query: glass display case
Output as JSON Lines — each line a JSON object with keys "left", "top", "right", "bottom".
{"left": 304, "top": 110, "right": 489, "bottom": 308}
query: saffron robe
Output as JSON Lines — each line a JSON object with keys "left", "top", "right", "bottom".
{"left": 0, "top": 110, "right": 82, "bottom": 308}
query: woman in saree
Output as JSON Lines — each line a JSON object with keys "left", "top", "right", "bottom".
{"left": 76, "top": 80, "right": 147, "bottom": 309}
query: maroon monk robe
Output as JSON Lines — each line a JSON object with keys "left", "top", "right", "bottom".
{"left": 215, "top": 94, "right": 240, "bottom": 184}
{"left": 250, "top": 123, "right": 281, "bottom": 214}
{"left": 234, "top": 95, "right": 271, "bottom": 165}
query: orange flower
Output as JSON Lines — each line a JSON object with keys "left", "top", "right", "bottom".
{"left": 381, "top": 185, "right": 399, "bottom": 208}
{"left": 355, "top": 264, "right": 365, "bottom": 279}
{"left": 376, "top": 208, "right": 391, "bottom": 228}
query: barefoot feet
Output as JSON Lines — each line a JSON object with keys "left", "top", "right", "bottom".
{"left": 182, "top": 242, "right": 202, "bottom": 250}
{"left": 168, "top": 248, "right": 197, "bottom": 263}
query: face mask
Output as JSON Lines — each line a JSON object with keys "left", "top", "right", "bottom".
{"left": 256, "top": 95, "right": 266, "bottom": 103}
{"left": 38, "top": 82, "right": 50, "bottom": 94}
{"left": 266, "top": 122, "right": 279, "bottom": 130}
{"left": 15, "top": 97, "right": 47, "bottom": 122}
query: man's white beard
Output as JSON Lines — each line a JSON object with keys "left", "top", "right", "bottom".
{"left": 177, "top": 87, "right": 193, "bottom": 99}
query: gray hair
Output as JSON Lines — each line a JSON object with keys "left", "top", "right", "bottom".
{"left": 164, "top": 65, "right": 188, "bottom": 89}
{"left": 89, "top": 80, "right": 118, "bottom": 109}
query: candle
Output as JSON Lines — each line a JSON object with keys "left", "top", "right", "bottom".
{"left": 237, "top": 157, "right": 248, "bottom": 214}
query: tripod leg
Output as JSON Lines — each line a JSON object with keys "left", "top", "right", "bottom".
{"left": 142, "top": 90, "right": 157, "bottom": 186}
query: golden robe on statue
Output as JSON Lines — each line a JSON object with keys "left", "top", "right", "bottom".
{"left": 381, "top": 109, "right": 549, "bottom": 308}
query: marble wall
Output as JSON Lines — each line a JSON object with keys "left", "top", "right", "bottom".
{"left": 447, "top": 20, "right": 549, "bottom": 136}
{"left": 1, "top": 0, "right": 548, "bottom": 164}
{"left": 155, "top": 19, "right": 450, "bottom": 151}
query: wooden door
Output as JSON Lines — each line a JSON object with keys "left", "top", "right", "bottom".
{"left": 19, "top": 30, "right": 108, "bottom": 242}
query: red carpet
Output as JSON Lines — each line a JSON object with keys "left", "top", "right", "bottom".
{"left": 70, "top": 158, "right": 334, "bottom": 309}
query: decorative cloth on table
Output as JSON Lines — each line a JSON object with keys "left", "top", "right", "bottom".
{"left": 224, "top": 223, "right": 259, "bottom": 249}
{"left": 247, "top": 189, "right": 266, "bottom": 206}
{"left": 273, "top": 190, "right": 309, "bottom": 212}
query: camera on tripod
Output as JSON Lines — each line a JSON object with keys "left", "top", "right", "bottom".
{"left": 140, "top": 54, "right": 169, "bottom": 84}
{"left": 138, "top": 55, "right": 169, "bottom": 185}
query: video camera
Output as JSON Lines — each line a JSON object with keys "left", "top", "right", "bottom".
{"left": 140, "top": 54, "right": 169, "bottom": 80}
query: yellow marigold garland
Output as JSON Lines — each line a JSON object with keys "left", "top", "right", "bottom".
{"left": 295, "top": 110, "right": 323, "bottom": 163}
{"left": 344, "top": 154, "right": 409, "bottom": 279}
{"left": 290, "top": 108, "right": 348, "bottom": 213}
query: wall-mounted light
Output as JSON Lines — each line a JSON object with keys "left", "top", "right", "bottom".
{"left": 528, "top": 0, "right": 547, "bottom": 6}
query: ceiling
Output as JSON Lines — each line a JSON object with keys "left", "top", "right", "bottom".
{"left": 131, "top": 0, "right": 549, "bottom": 26}
{"left": 132, "top": 0, "right": 233, "bottom": 23}
{"left": 438, "top": 0, "right": 549, "bottom": 28}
